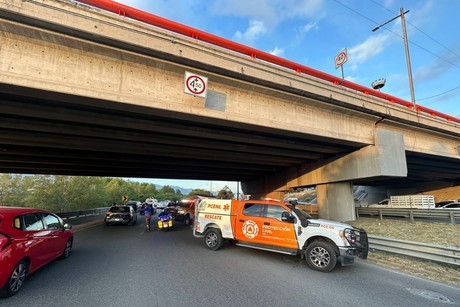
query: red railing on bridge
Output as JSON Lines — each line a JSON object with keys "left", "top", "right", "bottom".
{"left": 75, "top": 0, "right": 460, "bottom": 124}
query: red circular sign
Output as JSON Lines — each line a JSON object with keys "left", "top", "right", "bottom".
{"left": 186, "top": 75, "right": 206, "bottom": 95}
{"left": 335, "top": 50, "right": 348, "bottom": 68}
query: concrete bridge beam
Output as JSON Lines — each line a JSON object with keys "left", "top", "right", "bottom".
{"left": 288, "top": 128, "right": 407, "bottom": 187}
{"left": 242, "top": 128, "right": 407, "bottom": 221}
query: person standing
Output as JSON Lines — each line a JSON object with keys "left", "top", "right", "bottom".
{"left": 141, "top": 203, "right": 154, "bottom": 231}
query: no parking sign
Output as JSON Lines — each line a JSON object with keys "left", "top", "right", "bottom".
{"left": 184, "top": 71, "right": 208, "bottom": 98}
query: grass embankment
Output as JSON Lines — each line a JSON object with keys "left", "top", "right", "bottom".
{"left": 347, "top": 218, "right": 460, "bottom": 287}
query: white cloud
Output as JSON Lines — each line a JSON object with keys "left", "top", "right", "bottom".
{"left": 415, "top": 41, "right": 460, "bottom": 82}
{"left": 348, "top": 34, "right": 391, "bottom": 66}
{"left": 234, "top": 20, "right": 267, "bottom": 43}
{"left": 302, "top": 21, "right": 318, "bottom": 33}
{"left": 269, "top": 46, "right": 284, "bottom": 56}
{"left": 416, "top": 60, "right": 452, "bottom": 82}
{"left": 345, "top": 75, "right": 357, "bottom": 83}
{"left": 210, "top": 0, "right": 278, "bottom": 27}
{"left": 286, "top": 0, "right": 324, "bottom": 18}
{"left": 211, "top": 0, "right": 324, "bottom": 28}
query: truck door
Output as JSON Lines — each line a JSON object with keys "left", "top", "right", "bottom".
{"left": 234, "top": 202, "right": 298, "bottom": 249}
{"left": 262, "top": 204, "right": 298, "bottom": 249}
{"left": 234, "top": 203, "right": 266, "bottom": 245}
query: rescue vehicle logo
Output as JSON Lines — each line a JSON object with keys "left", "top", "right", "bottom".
{"left": 242, "top": 220, "right": 258, "bottom": 239}
{"left": 223, "top": 204, "right": 230, "bottom": 211}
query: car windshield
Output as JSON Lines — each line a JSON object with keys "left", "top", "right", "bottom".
{"left": 109, "top": 206, "right": 129, "bottom": 213}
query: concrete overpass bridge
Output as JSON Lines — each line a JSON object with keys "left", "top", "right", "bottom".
{"left": 1, "top": 0, "right": 459, "bottom": 221}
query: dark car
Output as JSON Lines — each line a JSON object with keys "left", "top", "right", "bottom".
{"left": 438, "top": 202, "right": 460, "bottom": 210}
{"left": 435, "top": 200, "right": 457, "bottom": 208}
{"left": 174, "top": 199, "right": 196, "bottom": 226}
{"left": 0, "top": 206, "right": 74, "bottom": 298}
{"left": 125, "top": 201, "right": 141, "bottom": 212}
{"left": 104, "top": 206, "right": 137, "bottom": 225}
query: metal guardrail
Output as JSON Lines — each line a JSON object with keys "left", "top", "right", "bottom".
{"left": 57, "top": 207, "right": 109, "bottom": 220}
{"left": 356, "top": 207, "right": 460, "bottom": 224}
{"left": 368, "top": 235, "right": 460, "bottom": 267}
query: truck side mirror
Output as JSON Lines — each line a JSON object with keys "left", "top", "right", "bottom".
{"left": 281, "top": 212, "right": 293, "bottom": 223}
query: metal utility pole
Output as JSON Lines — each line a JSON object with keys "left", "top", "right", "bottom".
{"left": 372, "top": 8, "right": 416, "bottom": 110}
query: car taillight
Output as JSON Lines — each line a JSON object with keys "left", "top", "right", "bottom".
{"left": 0, "top": 233, "right": 12, "bottom": 251}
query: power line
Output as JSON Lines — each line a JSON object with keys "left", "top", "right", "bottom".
{"left": 369, "top": 0, "right": 460, "bottom": 69}
{"left": 417, "top": 84, "right": 460, "bottom": 101}
{"left": 370, "top": 0, "right": 460, "bottom": 58}
{"left": 332, "top": 0, "right": 460, "bottom": 102}
{"left": 367, "top": 0, "right": 460, "bottom": 101}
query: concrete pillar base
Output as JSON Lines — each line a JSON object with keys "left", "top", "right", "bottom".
{"left": 317, "top": 182, "right": 355, "bottom": 222}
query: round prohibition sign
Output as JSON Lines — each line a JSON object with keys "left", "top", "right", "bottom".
{"left": 186, "top": 75, "right": 206, "bottom": 95}
{"left": 335, "top": 50, "right": 347, "bottom": 68}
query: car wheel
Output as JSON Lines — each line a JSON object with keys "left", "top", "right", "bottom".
{"left": 1, "top": 260, "right": 28, "bottom": 298}
{"left": 305, "top": 241, "right": 337, "bottom": 272}
{"left": 204, "top": 228, "right": 223, "bottom": 251}
{"left": 61, "top": 238, "right": 73, "bottom": 259}
{"left": 184, "top": 215, "right": 191, "bottom": 226}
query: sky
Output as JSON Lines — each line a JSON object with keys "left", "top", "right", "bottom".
{"left": 110, "top": 0, "right": 460, "bottom": 191}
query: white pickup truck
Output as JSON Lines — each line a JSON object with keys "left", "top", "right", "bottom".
{"left": 193, "top": 198, "right": 368, "bottom": 272}
{"left": 368, "top": 195, "right": 435, "bottom": 209}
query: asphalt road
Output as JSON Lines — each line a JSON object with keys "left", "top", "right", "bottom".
{"left": 2, "top": 213, "right": 459, "bottom": 307}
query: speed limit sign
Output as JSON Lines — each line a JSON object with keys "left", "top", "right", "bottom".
{"left": 184, "top": 71, "right": 208, "bottom": 98}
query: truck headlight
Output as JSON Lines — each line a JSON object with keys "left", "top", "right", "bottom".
{"left": 340, "top": 228, "right": 356, "bottom": 245}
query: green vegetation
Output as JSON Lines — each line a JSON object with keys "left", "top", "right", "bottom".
{"left": 0, "top": 174, "right": 234, "bottom": 212}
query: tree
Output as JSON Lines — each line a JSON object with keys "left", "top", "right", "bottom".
{"left": 216, "top": 186, "right": 234, "bottom": 199}
{"left": 0, "top": 174, "right": 193, "bottom": 212}
{"left": 188, "top": 189, "right": 211, "bottom": 197}
{"left": 157, "top": 185, "right": 182, "bottom": 201}
{"left": 0, "top": 174, "right": 28, "bottom": 206}
{"left": 66, "top": 176, "right": 108, "bottom": 210}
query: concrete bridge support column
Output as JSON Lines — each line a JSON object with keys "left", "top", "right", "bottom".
{"left": 241, "top": 179, "right": 285, "bottom": 201}
{"left": 243, "top": 128, "right": 407, "bottom": 221}
{"left": 316, "top": 182, "right": 355, "bottom": 222}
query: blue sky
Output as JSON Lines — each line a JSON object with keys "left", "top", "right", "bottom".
{"left": 113, "top": 0, "right": 459, "bottom": 191}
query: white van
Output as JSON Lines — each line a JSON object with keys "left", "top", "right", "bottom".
{"left": 145, "top": 198, "right": 158, "bottom": 208}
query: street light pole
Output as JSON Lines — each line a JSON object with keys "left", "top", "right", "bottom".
{"left": 373, "top": 8, "right": 416, "bottom": 110}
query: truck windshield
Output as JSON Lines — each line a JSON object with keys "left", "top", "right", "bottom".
{"left": 291, "top": 207, "right": 312, "bottom": 227}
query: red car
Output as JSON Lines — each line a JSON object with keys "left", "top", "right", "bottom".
{"left": 0, "top": 207, "right": 74, "bottom": 298}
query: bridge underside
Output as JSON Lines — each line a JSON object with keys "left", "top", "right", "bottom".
{"left": 1, "top": 84, "right": 459, "bottom": 192}
{"left": 0, "top": 84, "right": 360, "bottom": 182}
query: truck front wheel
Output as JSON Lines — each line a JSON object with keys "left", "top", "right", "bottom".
{"left": 204, "top": 228, "right": 223, "bottom": 251}
{"left": 305, "top": 241, "right": 337, "bottom": 272}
